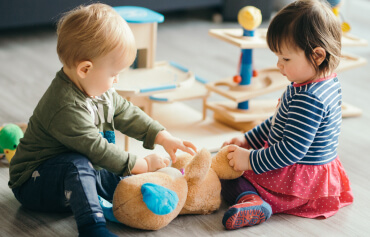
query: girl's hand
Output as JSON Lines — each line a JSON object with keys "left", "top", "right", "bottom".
{"left": 144, "top": 154, "right": 170, "bottom": 172}
{"left": 227, "top": 145, "right": 252, "bottom": 172}
{"left": 155, "top": 130, "right": 197, "bottom": 163}
{"left": 222, "top": 135, "right": 252, "bottom": 149}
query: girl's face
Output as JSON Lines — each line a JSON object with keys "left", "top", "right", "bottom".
{"left": 275, "top": 45, "right": 317, "bottom": 84}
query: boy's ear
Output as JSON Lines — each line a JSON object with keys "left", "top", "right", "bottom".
{"left": 76, "top": 61, "right": 93, "bottom": 79}
{"left": 312, "top": 47, "right": 326, "bottom": 66}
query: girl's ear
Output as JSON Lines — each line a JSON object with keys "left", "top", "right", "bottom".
{"left": 76, "top": 61, "right": 93, "bottom": 79}
{"left": 312, "top": 47, "right": 326, "bottom": 66}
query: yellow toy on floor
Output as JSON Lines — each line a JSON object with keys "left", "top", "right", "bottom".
{"left": 102, "top": 146, "right": 243, "bottom": 230}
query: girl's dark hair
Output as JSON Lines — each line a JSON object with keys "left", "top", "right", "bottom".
{"left": 267, "top": 0, "right": 342, "bottom": 78}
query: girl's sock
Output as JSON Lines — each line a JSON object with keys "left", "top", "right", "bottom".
{"left": 222, "top": 191, "right": 272, "bottom": 230}
{"left": 78, "top": 222, "right": 118, "bottom": 237}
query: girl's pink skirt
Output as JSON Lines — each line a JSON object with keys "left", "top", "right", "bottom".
{"left": 243, "top": 157, "right": 353, "bottom": 218}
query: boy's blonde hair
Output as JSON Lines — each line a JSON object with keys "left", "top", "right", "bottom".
{"left": 57, "top": 3, "right": 136, "bottom": 68}
{"left": 267, "top": 0, "right": 342, "bottom": 78}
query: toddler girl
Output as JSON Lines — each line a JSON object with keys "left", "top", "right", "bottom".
{"left": 220, "top": 0, "right": 353, "bottom": 230}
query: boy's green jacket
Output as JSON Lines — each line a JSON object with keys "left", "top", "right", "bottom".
{"left": 9, "top": 69, "right": 164, "bottom": 189}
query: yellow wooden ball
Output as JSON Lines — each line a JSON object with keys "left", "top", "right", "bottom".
{"left": 238, "top": 6, "right": 262, "bottom": 31}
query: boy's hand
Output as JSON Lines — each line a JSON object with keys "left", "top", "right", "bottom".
{"left": 227, "top": 145, "right": 252, "bottom": 172}
{"left": 222, "top": 135, "right": 251, "bottom": 149}
{"left": 155, "top": 130, "right": 197, "bottom": 163}
{"left": 144, "top": 154, "right": 170, "bottom": 172}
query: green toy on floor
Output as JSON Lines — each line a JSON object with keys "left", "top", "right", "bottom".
{"left": 0, "top": 123, "right": 24, "bottom": 162}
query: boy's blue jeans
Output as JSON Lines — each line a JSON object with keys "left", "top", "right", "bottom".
{"left": 12, "top": 152, "right": 124, "bottom": 228}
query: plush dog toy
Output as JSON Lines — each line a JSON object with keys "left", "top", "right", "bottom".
{"left": 103, "top": 146, "right": 243, "bottom": 230}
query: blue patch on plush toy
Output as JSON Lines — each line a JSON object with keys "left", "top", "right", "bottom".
{"left": 98, "top": 195, "right": 120, "bottom": 223}
{"left": 141, "top": 183, "right": 179, "bottom": 215}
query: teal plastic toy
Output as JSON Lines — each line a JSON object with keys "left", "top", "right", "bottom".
{"left": 113, "top": 6, "right": 164, "bottom": 24}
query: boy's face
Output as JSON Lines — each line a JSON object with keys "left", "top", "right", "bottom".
{"left": 82, "top": 47, "right": 127, "bottom": 97}
{"left": 274, "top": 45, "right": 317, "bottom": 84}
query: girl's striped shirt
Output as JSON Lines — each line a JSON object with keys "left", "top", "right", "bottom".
{"left": 245, "top": 74, "right": 342, "bottom": 174}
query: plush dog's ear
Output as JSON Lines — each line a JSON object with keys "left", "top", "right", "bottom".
{"left": 171, "top": 153, "right": 193, "bottom": 170}
{"left": 184, "top": 148, "right": 211, "bottom": 184}
{"left": 141, "top": 183, "right": 179, "bottom": 215}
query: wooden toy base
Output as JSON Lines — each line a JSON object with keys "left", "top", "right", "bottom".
{"left": 206, "top": 99, "right": 277, "bottom": 123}
{"left": 208, "top": 28, "right": 268, "bottom": 49}
{"left": 209, "top": 28, "right": 368, "bottom": 49}
{"left": 149, "top": 80, "right": 208, "bottom": 103}
{"left": 341, "top": 33, "right": 369, "bottom": 47}
{"left": 115, "top": 60, "right": 204, "bottom": 117}
{"left": 115, "top": 61, "right": 195, "bottom": 97}
{"left": 123, "top": 80, "right": 209, "bottom": 118}
{"left": 205, "top": 68, "right": 288, "bottom": 103}
{"left": 337, "top": 53, "right": 367, "bottom": 72}
{"left": 149, "top": 81, "right": 209, "bottom": 119}
{"left": 213, "top": 113, "right": 261, "bottom": 133}
{"left": 116, "top": 102, "right": 243, "bottom": 158}
{"left": 342, "top": 102, "right": 363, "bottom": 117}
{"left": 206, "top": 99, "right": 363, "bottom": 125}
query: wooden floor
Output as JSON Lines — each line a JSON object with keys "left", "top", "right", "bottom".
{"left": 1, "top": 1, "right": 370, "bottom": 236}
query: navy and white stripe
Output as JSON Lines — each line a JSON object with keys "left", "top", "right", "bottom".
{"left": 245, "top": 75, "right": 342, "bottom": 174}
